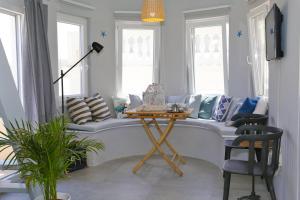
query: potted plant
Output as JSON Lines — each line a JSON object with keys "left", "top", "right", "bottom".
{"left": 0, "top": 116, "right": 104, "bottom": 200}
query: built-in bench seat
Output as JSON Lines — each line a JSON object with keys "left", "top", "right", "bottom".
{"left": 68, "top": 118, "right": 236, "bottom": 138}
{"left": 68, "top": 118, "right": 241, "bottom": 170}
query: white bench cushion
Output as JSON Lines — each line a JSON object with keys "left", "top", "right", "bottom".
{"left": 68, "top": 118, "right": 236, "bottom": 137}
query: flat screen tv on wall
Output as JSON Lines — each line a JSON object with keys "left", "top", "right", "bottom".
{"left": 265, "top": 3, "right": 284, "bottom": 61}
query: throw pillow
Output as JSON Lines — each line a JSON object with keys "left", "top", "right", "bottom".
{"left": 198, "top": 96, "right": 218, "bottom": 119}
{"left": 112, "top": 97, "right": 128, "bottom": 119}
{"left": 66, "top": 98, "right": 92, "bottom": 125}
{"left": 187, "top": 95, "right": 202, "bottom": 119}
{"left": 225, "top": 98, "right": 244, "bottom": 121}
{"left": 238, "top": 97, "right": 259, "bottom": 114}
{"left": 166, "top": 95, "right": 188, "bottom": 104}
{"left": 129, "top": 94, "right": 143, "bottom": 109}
{"left": 85, "top": 94, "right": 112, "bottom": 122}
{"left": 212, "top": 95, "right": 232, "bottom": 122}
{"left": 253, "top": 97, "right": 268, "bottom": 115}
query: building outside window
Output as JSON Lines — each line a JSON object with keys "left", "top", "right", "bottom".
{"left": 186, "top": 16, "right": 229, "bottom": 95}
{"left": 57, "top": 13, "right": 88, "bottom": 98}
{"left": 116, "top": 21, "right": 161, "bottom": 97}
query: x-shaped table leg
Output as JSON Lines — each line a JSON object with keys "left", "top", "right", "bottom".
{"left": 153, "top": 120, "right": 186, "bottom": 164}
{"left": 132, "top": 118, "right": 184, "bottom": 176}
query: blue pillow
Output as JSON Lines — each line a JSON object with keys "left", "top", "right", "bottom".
{"left": 212, "top": 95, "right": 232, "bottom": 122}
{"left": 238, "top": 97, "right": 259, "bottom": 114}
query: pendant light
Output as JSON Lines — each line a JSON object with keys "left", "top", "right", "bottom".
{"left": 141, "top": 0, "right": 165, "bottom": 23}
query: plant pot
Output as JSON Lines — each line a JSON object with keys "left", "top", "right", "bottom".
{"left": 34, "top": 192, "right": 71, "bottom": 200}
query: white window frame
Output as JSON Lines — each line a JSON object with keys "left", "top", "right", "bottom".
{"left": 248, "top": 2, "right": 270, "bottom": 97}
{"left": 0, "top": 8, "right": 23, "bottom": 92}
{"left": 186, "top": 16, "right": 229, "bottom": 95}
{"left": 56, "top": 13, "right": 88, "bottom": 98}
{"left": 115, "top": 21, "right": 161, "bottom": 97}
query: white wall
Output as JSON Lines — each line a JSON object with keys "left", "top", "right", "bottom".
{"left": 43, "top": 0, "right": 252, "bottom": 99}
{"left": 0, "top": 0, "right": 252, "bottom": 99}
{"left": 267, "top": 0, "right": 300, "bottom": 199}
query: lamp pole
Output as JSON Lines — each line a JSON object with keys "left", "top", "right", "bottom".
{"left": 53, "top": 42, "right": 103, "bottom": 115}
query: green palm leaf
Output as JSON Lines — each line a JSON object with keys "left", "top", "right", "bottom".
{"left": 0, "top": 116, "right": 104, "bottom": 200}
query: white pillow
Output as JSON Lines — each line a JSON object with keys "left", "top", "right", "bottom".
{"left": 253, "top": 97, "right": 268, "bottom": 115}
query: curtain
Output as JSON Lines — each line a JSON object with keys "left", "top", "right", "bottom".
{"left": 248, "top": 5, "right": 269, "bottom": 97}
{"left": 21, "top": 0, "right": 56, "bottom": 123}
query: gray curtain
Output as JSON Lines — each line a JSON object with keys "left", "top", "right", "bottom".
{"left": 21, "top": 0, "right": 56, "bottom": 123}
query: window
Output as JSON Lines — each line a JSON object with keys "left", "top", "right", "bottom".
{"left": 186, "top": 16, "right": 229, "bottom": 95}
{"left": 57, "top": 14, "right": 87, "bottom": 97}
{"left": 116, "top": 21, "right": 160, "bottom": 97}
{"left": 248, "top": 3, "right": 269, "bottom": 97}
{"left": 0, "top": 9, "right": 22, "bottom": 90}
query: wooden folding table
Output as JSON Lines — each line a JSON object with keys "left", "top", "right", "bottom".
{"left": 126, "top": 109, "right": 192, "bottom": 176}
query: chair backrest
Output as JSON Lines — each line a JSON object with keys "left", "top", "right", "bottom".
{"left": 232, "top": 113, "right": 268, "bottom": 128}
{"left": 232, "top": 125, "right": 283, "bottom": 176}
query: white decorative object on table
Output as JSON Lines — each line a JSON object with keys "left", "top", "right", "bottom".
{"left": 143, "top": 83, "right": 165, "bottom": 106}
{"left": 136, "top": 105, "right": 167, "bottom": 112}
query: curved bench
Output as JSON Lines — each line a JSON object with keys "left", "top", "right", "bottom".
{"left": 68, "top": 118, "right": 239, "bottom": 169}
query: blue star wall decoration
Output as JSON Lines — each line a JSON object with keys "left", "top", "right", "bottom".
{"left": 236, "top": 30, "right": 243, "bottom": 38}
{"left": 101, "top": 31, "right": 108, "bottom": 38}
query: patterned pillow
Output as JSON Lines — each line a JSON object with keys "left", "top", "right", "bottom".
{"left": 225, "top": 98, "right": 244, "bottom": 121}
{"left": 112, "top": 97, "right": 128, "bottom": 119}
{"left": 212, "top": 95, "right": 232, "bottom": 122}
{"left": 66, "top": 98, "right": 92, "bottom": 125}
{"left": 85, "top": 93, "right": 112, "bottom": 122}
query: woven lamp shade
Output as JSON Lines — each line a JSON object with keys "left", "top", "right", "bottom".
{"left": 141, "top": 0, "right": 165, "bottom": 22}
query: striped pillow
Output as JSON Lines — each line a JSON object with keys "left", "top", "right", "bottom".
{"left": 66, "top": 98, "right": 92, "bottom": 125}
{"left": 85, "top": 93, "right": 112, "bottom": 122}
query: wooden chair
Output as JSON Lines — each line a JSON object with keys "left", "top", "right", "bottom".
{"left": 223, "top": 125, "right": 283, "bottom": 200}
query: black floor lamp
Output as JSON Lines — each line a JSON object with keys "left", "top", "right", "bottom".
{"left": 53, "top": 42, "right": 104, "bottom": 114}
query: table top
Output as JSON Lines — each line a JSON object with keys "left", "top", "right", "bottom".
{"left": 125, "top": 107, "right": 192, "bottom": 119}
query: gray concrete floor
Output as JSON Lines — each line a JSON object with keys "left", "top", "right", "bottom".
{"left": 0, "top": 156, "right": 270, "bottom": 200}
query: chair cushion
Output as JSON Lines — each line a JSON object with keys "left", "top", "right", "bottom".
{"left": 175, "top": 118, "right": 236, "bottom": 136}
{"left": 223, "top": 160, "right": 272, "bottom": 176}
{"left": 68, "top": 118, "right": 237, "bottom": 137}
{"left": 68, "top": 118, "right": 141, "bottom": 132}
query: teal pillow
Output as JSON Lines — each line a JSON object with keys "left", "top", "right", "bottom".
{"left": 198, "top": 96, "right": 218, "bottom": 119}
